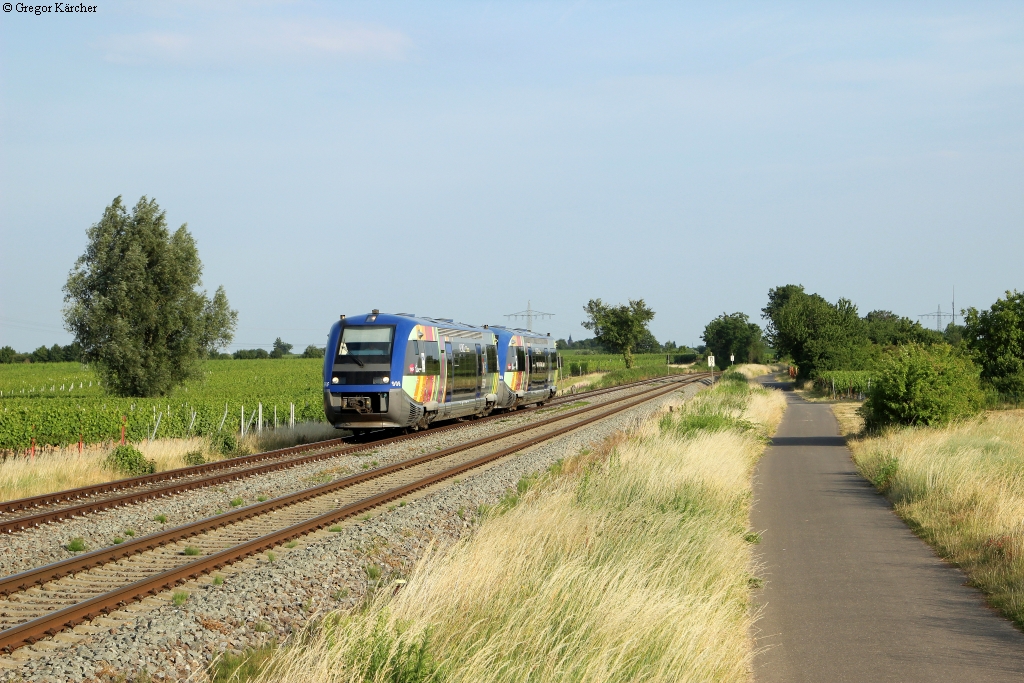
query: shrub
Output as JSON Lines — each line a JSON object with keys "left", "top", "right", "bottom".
{"left": 104, "top": 444, "right": 156, "bottom": 477}
{"left": 183, "top": 450, "right": 206, "bottom": 466}
{"left": 208, "top": 432, "right": 237, "bottom": 456}
{"left": 862, "top": 343, "right": 983, "bottom": 430}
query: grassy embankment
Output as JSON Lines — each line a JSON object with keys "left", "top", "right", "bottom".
{"left": 223, "top": 372, "right": 786, "bottom": 683}
{"left": 0, "top": 422, "right": 339, "bottom": 503}
{"left": 846, "top": 406, "right": 1024, "bottom": 627}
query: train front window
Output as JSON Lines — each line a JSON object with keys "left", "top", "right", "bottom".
{"left": 404, "top": 339, "right": 441, "bottom": 375}
{"left": 335, "top": 326, "right": 394, "bottom": 366}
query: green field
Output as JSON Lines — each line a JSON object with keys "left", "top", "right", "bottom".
{"left": 0, "top": 352, "right": 699, "bottom": 451}
{"left": 0, "top": 360, "right": 325, "bottom": 450}
{"left": 559, "top": 352, "right": 685, "bottom": 375}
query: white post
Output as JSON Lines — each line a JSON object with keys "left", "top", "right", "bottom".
{"left": 258, "top": 403, "right": 263, "bottom": 435}
{"left": 274, "top": 405, "right": 278, "bottom": 430}
{"left": 290, "top": 403, "right": 295, "bottom": 428}
{"left": 241, "top": 405, "right": 245, "bottom": 437}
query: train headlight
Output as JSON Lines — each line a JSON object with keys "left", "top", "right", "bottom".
{"left": 331, "top": 377, "right": 339, "bottom": 384}
{"left": 382, "top": 376, "right": 390, "bottom": 383}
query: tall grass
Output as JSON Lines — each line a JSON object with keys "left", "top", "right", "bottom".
{"left": 0, "top": 422, "right": 339, "bottom": 503}
{"left": 850, "top": 410, "right": 1024, "bottom": 626}
{"left": 239, "top": 375, "right": 785, "bottom": 683}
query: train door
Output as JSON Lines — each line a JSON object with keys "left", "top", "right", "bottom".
{"left": 444, "top": 341, "right": 454, "bottom": 402}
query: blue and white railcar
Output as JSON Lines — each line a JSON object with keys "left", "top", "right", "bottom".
{"left": 491, "top": 326, "right": 560, "bottom": 409}
{"left": 323, "top": 312, "right": 501, "bottom": 431}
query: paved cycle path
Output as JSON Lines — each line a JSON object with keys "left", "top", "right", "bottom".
{"left": 751, "top": 379, "right": 1024, "bottom": 682}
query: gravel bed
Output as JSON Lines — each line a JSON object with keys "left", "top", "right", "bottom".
{"left": 0, "top": 381, "right": 706, "bottom": 682}
{"left": 0, "top": 383, "right": 660, "bottom": 577}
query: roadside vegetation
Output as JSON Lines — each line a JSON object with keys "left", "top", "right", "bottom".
{"left": 847, "top": 410, "right": 1024, "bottom": 627}
{"left": 0, "top": 421, "right": 338, "bottom": 503}
{"left": 225, "top": 372, "right": 784, "bottom": 683}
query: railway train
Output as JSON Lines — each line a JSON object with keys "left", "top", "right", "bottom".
{"left": 323, "top": 311, "right": 561, "bottom": 431}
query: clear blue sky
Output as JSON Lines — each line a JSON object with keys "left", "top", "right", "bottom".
{"left": 2, "top": 1, "right": 1022, "bottom": 351}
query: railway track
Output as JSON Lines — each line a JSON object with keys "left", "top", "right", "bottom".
{"left": 0, "top": 373, "right": 705, "bottom": 653}
{"left": 0, "top": 373, "right": 704, "bottom": 535}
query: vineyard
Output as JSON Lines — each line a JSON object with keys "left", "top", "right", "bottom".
{"left": 0, "top": 360, "right": 325, "bottom": 450}
{"left": 812, "top": 370, "right": 873, "bottom": 398}
{"left": 560, "top": 352, "right": 691, "bottom": 376}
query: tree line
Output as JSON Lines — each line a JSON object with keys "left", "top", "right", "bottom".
{"left": 709, "top": 283, "right": 1024, "bottom": 428}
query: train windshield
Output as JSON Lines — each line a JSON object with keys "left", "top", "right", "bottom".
{"left": 336, "top": 326, "right": 394, "bottom": 365}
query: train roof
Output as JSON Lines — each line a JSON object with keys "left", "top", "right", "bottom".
{"left": 338, "top": 313, "right": 552, "bottom": 339}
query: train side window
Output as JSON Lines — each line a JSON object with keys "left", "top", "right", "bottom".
{"left": 516, "top": 347, "right": 526, "bottom": 370}
{"left": 486, "top": 344, "right": 497, "bottom": 374}
{"left": 404, "top": 340, "right": 440, "bottom": 375}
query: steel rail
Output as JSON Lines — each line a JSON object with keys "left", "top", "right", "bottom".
{"left": 0, "top": 375, "right": 696, "bottom": 653}
{"left": 0, "top": 374, "right": 704, "bottom": 534}
{"left": 0, "top": 376, "right": 702, "bottom": 599}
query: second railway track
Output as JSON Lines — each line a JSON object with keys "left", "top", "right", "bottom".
{"left": 0, "top": 373, "right": 706, "bottom": 653}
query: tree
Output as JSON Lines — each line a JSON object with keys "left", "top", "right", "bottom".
{"left": 702, "top": 313, "right": 764, "bottom": 368}
{"left": 581, "top": 298, "right": 655, "bottom": 368}
{"left": 302, "top": 344, "right": 325, "bottom": 359}
{"left": 963, "top": 290, "right": 1024, "bottom": 395}
{"left": 762, "top": 284, "right": 806, "bottom": 350}
{"left": 233, "top": 348, "right": 270, "bottom": 360}
{"left": 63, "top": 196, "right": 237, "bottom": 397}
{"left": 863, "top": 310, "right": 939, "bottom": 346}
{"left": 0, "top": 346, "right": 17, "bottom": 364}
{"left": 763, "top": 286, "right": 869, "bottom": 379}
{"left": 271, "top": 338, "right": 293, "bottom": 359}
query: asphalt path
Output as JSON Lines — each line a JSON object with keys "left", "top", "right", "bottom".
{"left": 751, "top": 377, "right": 1024, "bottom": 682}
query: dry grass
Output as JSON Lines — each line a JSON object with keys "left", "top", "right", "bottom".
{"left": 850, "top": 409, "right": 1024, "bottom": 626}
{"left": 557, "top": 372, "right": 608, "bottom": 393}
{"left": 0, "top": 422, "right": 340, "bottom": 503}
{"left": 240, "top": 376, "right": 785, "bottom": 683}
{"left": 728, "top": 364, "right": 777, "bottom": 379}
{"left": 830, "top": 402, "right": 865, "bottom": 437}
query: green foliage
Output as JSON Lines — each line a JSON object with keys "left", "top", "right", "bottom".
{"left": 964, "top": 290, "right": 1024, "bottom": 395}
{"left": 104, "top": 444, "right": 155, "bottom": 476}
{"left": 62, "top": 196, "right": 237, "bottom": 398}
{"left": 302, "top": 344, "right": 326, "bottom": 358}
{"left": 270, "top": 338, "right": 293, "bottom": 359}
{"left": 0, "top": 347, "right": 18, "bottom": 364}
{"left": 864, "top": 310, "right": 941, "bottom": 346}
{"left": 66, "top": 537, "right": 87, "bottom": 552}
{"left": 813, "top": 371, "right": 874, "bottom": 396}
{"left": 701, "top": 312, "right": 764, "bottom": 367}
{"left": 233, "top": 348, "right": 270, "bottom": 359}
{"left": 209, "top": 644, "right": 279, "bottom": 683}
{"left": 154, "top": 513, "right": 168, "bottom": 523}
{"left": 184, "top": 546, "right": 201, "bottom": 556}
{"left": 171, "top": 589, "right": 189, "bottom": 606}
{"left": 0, "top": 359, "right": 325, "bottom": 449}
{"left": 862, "top": 344, "right": 984, "bottom": 430}
{"left": 762, "top": 284, "right": 870, "bottom": 379}
{"left": 582, "top": 298, "right": 656, "bottom": 369}
{"left": 230, "top": 497, "right": 243, "bottom": 507}
{"left": 183, "top": 450, "right": 206, "bottom": 466}
{"left": 870, "top": 455, "right": 900, "bottom": 491}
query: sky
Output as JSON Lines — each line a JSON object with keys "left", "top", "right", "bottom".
{"left": 1, "top": 1, "right": 1022, "bottom": 352}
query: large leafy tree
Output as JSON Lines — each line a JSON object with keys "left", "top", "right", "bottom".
{"left": 582, "top": 298, "right": 655, "bottom": 368}
{"left": 963, "top": 290, "right": 1024, "bottom": 395}
{"left": 863, "top": 310, "right": 940, "bottom": 346}
{"left": 702, "top": 313, "right": 764, "bottom": 368}
{"left": 63, "top": 196, "right": 237, "bottom": 397}
{"left": 762, "top": 285, "right": 869, "bottom": 378}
